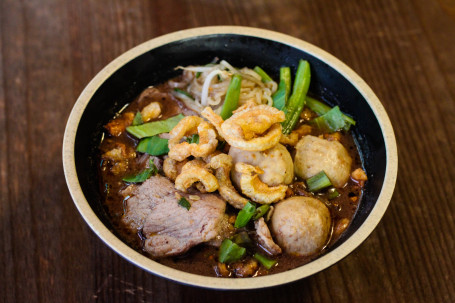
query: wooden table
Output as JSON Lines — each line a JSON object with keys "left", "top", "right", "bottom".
{"left": 1, "top": 0, "right": 454, "bottom": 302}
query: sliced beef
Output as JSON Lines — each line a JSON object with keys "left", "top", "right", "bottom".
{"left": 255, "top": 217, "right": 282, "bottom": 256}
{"left": 122, "top": 175, "right": 226, "bottom": 257}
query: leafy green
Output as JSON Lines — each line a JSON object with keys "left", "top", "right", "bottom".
{"left": 136, "top": 136, "right": 169, "bottom": 156}
{"left": 122, "top": 160, "right": 157, "bottom": 183}
{"left": 234, "top": 201, "right": 256, "bottom": 228}
{"left": 126, "top": 114, "right": 184, "bottom": 139}
{"left": 178, "top": 197, "right": 191, "bottom": 210}
{"left": 132, "top": 111, "right": 143, "bottom": 126}
{"left": 218, "top": 239, "right": 246, "bottom": 263}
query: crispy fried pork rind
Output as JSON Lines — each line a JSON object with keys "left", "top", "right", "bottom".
{"left": 168, "top": 116, "right": 218, "bottom": 161}
{"left": 174, "top": 159, "right": 219, "bottom": 192}
{"left": 163, "top": 157, "right": 188, "bottom": 181}
{"left": 207, "top": 153, "right": 249, "bottom": 209}
{"left": 202, "top": 104, "right": 285, "bottom": 152}
{"left": 234, "top": 163, "right": 287, "bottom": 204}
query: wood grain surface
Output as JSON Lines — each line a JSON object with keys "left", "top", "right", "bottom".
{"left": 1, "top": 0, "right": 454, "bottom": 302}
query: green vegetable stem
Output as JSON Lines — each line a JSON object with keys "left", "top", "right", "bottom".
{"left": 306, "top": 171, "right": 332, "bottom": 192}
{"left": 218, "top": 239, "right": 246, "bottom": 263}
{"left": 220, "top": 74, "right": 242, "bottom": 120}
{"left": 272, "top": 67, "right": 291, "bottom": 110}
{"left": 282, "top": 60, "right": 311, "bottom": 134}
{"left": 234, "top": 202, "right": 256, "bottom": 228}
{"left": 253, "top": 253, "right": 277, "bottom": 269}
{"left": 306, "top": 96, "right": 356, "bottom": 130}
{"left": 253, "top": 66, "right": 273, "bottom": 83}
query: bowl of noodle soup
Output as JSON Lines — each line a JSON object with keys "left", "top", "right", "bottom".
{"left": 63, "top": 26, "right": 397, "bottom": 289}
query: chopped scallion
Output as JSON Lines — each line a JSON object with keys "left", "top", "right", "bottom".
{"left": 328, "top": 187, "right": 340, "bottom": 199}
{"left": 309, "top": 106, "right": 346, "bottom": 133}
{"left": 178, "top": 197, "right": 191, "bottom": 210}
{"left": 253, "top": 253, "right": 277, "bottom": 269}
{"left": 306, "top": 96, "right": 356, "bottom": 129}
{"left": 195, "top": 71, "right": 201, "bottom": 78}
{"left": 136, "top": 136, "right": 169, "bottom": 156}
{"left": 219, "top": 239, "right": 246, "bottom": 263}
{"left": 126, "top": 114, "right": 184, "bottom": 139}
{"left": 231, "top": 231, "right": 252, "bottom": 247}
{"left": 252, "top": 204, "right": 270, "bottom": 220}
{"left": 306, "top": 171, "right": 332, "bottom": 192}
{"left": 234, "top": 201, "right": 256, "bottom": 228}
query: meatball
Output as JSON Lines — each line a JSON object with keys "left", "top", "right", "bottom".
{"left": 229, "top": 143, "right": 294, "bottom": 187}
{"left": 294, "top": 135, "right": 352, "bottom": 188}
{"left": 270, "top": 196, "right": 331, "bottom": 256}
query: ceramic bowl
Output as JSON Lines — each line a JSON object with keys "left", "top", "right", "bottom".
{"left": 63, "top": 26, "right": 398, "bottom": 289}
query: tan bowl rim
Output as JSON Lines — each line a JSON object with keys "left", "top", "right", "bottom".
{"left": 63, "top": 26, "right": 398, "bottom": 290}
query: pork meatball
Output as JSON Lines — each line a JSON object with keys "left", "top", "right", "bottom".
{"left": 270, "top": 196, "right": 331, "bottom": 256}
{"left": 294, "top": 135, "right": 352, "bottom": 188}
{"left": 229, "top": 143, "right": 294, "bottom": 187}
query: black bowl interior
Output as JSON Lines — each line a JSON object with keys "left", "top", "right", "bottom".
{"left": 75, "top": 34, "right": 386, "bottom": 253}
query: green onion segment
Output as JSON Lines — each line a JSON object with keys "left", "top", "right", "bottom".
{"left": 254, "top": 66, "right": 273, "bottom": 83}
{"left": 178, "top": 197, "right": 191, "bottom": 210}
{"left": 220, "top": 74, "right": 242, "bottom": 120}
{"left": 328, "top": 187, "right": 340, "bottom": 200}
{"left": 234, "top": 202, "right": 256, "bottom": 228}
{"left": 309, "top": 106, "right": 346, "bottom": 133}
{"left": 136, "top": 136, "right": 169, "bottom": 156}
{"left": 252, "top": 204, "right": 270, "bottom": 220}
{"left": 126, "top": 114, "right": 184, "bottom": 139}
{"left": 306, "top": 171, "right": 332, "bottom": 192}
{"left": 306, "top": 96, "right": 356, "bottom": 127}
{"left": 253, "top": 253, "right": 277, "bottom": 269}
{"left": 122, "top": 160, "right": 157, "bottom": 183}
{"left": 219, "top": 239, "right": 246, "bottom": 263}
{"left": 282, "top": 60, "right": 311, "bottom": 134}
{"left": 231, "top": 231, "right": 252, "bottom": 247}
{"left": 272, "top": 67, "right": 291, "bottom": 110}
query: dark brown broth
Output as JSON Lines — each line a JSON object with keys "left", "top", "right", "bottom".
{"left": 98, "top": 81, "right": 363, "bottom": 277}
